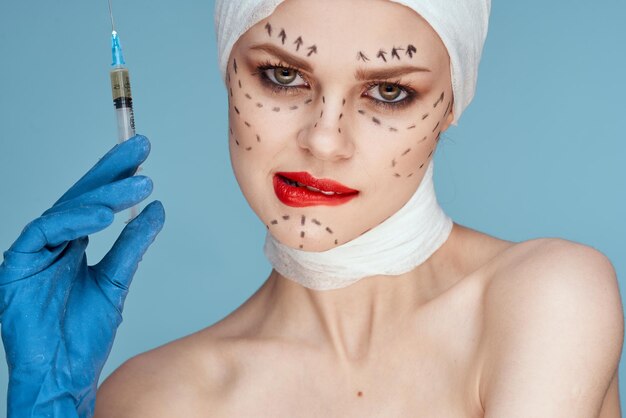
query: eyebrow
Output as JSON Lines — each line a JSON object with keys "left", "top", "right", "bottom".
{"left": 354, "top": 65, "right": 431, "bottom": 81}
{"left": 248, "top": 43, "right": 431, "bottom": 80}
{"left": 248, "top": 43, "right": 314, "bottom": 73}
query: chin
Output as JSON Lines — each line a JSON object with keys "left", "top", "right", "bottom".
{"left": 270, "top": 231, "right": 342, "bottom": 253}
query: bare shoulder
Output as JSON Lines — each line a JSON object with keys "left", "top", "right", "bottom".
{"left": 479, "top": 238, "right": 624, "bottom": 417}
{"left": 94, "top": 331, "right": 234, "bottom": 418}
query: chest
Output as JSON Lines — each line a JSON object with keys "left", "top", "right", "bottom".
{"left": 213, "top": 299, "right": 487, "bottom": 417}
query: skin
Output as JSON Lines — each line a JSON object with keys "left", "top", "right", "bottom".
{"left": 94, "top": 0, "right": 624, "bottom": 416}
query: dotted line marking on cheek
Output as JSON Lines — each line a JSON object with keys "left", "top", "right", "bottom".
{"left": 256, "top": 102, "right": 264, "bottom": 108}
{"left": 356, "top": 109, "right": 400, "bottom": 132}
{"left": 325, "top": 227, "right": 333, "bottom": 234}
{"left": 301, "top": 215, "right": 306, "bottom": 226}
{"left": 233, "top": 59, "right": 238, "bottom": 74}
{"left": 245, "top": 93, "right": 252, "bottom": 100}
{"left": 244, "top": 121, "right": 251, "bottom": 127}
{"left": 433, "top": 91, "right": 444, "bottom": 108}
{"left": 238, "top": 80, "right": 242, "bottom": 89}
{"left": 256, "top": 134, "right": 261, "bottom": 142}
{"left": 300, "top": 231, "right": 305, "bottom": 238}
{"left": 432, "top": 121, "right": 440, "bottom": 132}
{"left": 272, "top": 107, "right": 281, "bottom": 112}
{"left": 312, "top": 218, "right": 321, "bottom": 225}
{"left": 402, "top": 148, "right": 411, "bottom": 156}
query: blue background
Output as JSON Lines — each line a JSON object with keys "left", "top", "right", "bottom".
{"left": 0, "top": 0, "right": 624, "bottom": 413}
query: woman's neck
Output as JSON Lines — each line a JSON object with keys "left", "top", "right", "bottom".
{"left": 253, "top": 223, "right": 466, "bottom": 363}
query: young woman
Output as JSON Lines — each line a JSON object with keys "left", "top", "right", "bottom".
{"left": 1, "top": 0, "right": 622, "bottom": 417}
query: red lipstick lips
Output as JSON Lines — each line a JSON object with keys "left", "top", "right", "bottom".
{"left": 273, "top": 172, "right": 359, "bottom": 207}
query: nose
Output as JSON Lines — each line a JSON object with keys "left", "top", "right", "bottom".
{"left": 296, "top": 97, "right": 355, "bottom": 162}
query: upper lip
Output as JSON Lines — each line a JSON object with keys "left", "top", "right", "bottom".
{"left": 276, "top": 172, "right": 359, "bottom": 194}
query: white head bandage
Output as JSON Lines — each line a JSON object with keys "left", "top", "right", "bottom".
{"left": 214, "top": 0, "right": 490, "bottom": 290}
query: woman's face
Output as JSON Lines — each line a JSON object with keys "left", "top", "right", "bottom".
{"left": 226, "top": 0, "right": 453, "bottom": 252}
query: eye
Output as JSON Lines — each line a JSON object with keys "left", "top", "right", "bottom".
{"left": 262, "top": 66, "right": 308, "bottom": 88}
{"left": 365, "top": 82, "right": 409, "bottom": 103}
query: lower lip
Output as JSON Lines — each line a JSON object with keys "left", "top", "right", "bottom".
{"left": 273, "top": 175, "right": 359, "bottom": 207}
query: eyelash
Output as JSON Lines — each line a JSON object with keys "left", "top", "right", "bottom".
{"left": 251, "top": 59, "right": 417, "bottom": 111}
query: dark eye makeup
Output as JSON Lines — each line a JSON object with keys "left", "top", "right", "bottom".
{"left": 250, "top": 59, "right": 418, "bottom": 111}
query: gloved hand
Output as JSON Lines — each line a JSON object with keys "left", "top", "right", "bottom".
{"left": 0, "top": 134, "right": 165, "bottom": 417}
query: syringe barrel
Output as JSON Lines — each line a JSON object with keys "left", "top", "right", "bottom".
{"left": 110, "top": 66, "right": 136, "bottom": 142}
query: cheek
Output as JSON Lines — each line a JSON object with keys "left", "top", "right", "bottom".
{"left": 226, "top": 57, "right": 313, "bottom": 158}
{"left": 356, "top": 90, "right": 452, "bottom": 181}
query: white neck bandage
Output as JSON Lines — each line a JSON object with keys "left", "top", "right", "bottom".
{"left": 214, "top": 0, "right": 490, "bottom": 291}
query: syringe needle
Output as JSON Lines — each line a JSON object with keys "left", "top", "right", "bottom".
{"left": 108, "top": 0, "right": 116, "bottom": 33}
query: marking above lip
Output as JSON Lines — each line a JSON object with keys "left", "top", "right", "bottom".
{"left": 276, "top": 172, "right": 359, "bottom": 194}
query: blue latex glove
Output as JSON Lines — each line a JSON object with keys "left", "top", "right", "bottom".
{"left": 0, "top": 135, "right": 165, "bottom": 417}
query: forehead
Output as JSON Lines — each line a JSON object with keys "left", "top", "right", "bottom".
{"left": 236, "top": 0, "right": 449, "bottom": 73}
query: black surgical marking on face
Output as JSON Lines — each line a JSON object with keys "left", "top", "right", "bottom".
{"left": 391, "top": 47, "right": 404, "bottom": 60}
{"left": 419, "top": 163, "right": 424, "bottom": 169}
{"left": 422, "top": 113, "right": 429, "bottom": 120}
{"left": 444, "top": 101, "right": 452, "bottom": 116}
{"left": 389, "top": 127, "right": 398, "bottom": 132}
{"left": 229, "top": 127, "right": 233, "bottom": 135}
{"left": 307, "top": 45, "right": 318, "bottom": 57}
{"left": 338, "top": 128, "right": 341, "bottom": 134}
{"left": 358, "top": 109, "right": 366, "bottom": 115}
{"left": 233, "top": 59, "right": 238, "bottom": 74}
{"left": 299, "top": 244, "right": 304, "bottom": 249}
{"left": 428, "top": 149, "right": 433, "bottom": 158}
{"left": 320, "top": 110, "right": 324, "bottom": 118}
{"left": 256, "top": 102, "right": 263, "bottom": 108}
{"left": 372, "top": 117, "right": 381, "bottom": 125}
{"left": 230, "top": 88, "right": 233, "bottom": 97}
{"left": 245, "top": 93, "right": 252, "bottom": 100}
{"left": 407, "top": 124, "right": 416, "bottom": 130}
{"left": 357, "top": 51, "right": 370, "bottom": 62}
{"left": 282, "top": 215, "right": 290, "bottom": 220}
{"left": 256, "top": 134, "right": 261, "bottom": 142}
{"left": 244, "top": 121, "right": 251, "bottom": 127}
{"left": 301, "top": 215, "right": 306, "bottom": 225}
{"left": 406, "top": 44, "right": 417, "bottom": 58}
{"left": 273, "top": 107, "right": 281, "bottom": 112}
{"left": 312, "top": 218, "right": 321, "bottom": 225}
{"left": 407, "top": 173, "right": 413, "bottom": 178}
{"left": 420, "top": 136, "right": 428, "bottom": 143}
{"left": 326, "top": 227, "right": 333, "bottom": 234}
{"left": 432, "top": 122, "right": 440, "bottom": 132}
{"left": 314, "top": 122, "right": 318, "bottom": 128}
{"left": 300, "top": 231, "right": 305, "bottom": 238}
{"left": 391, "top": 158, "right": 397, "bottom": 167}
{"left": 238, "top": 80, "right": 242, "bottom": 89}
{"left": 271, "top": 219, "right": 278, "bottom": 225}
{"left": 394, "top": 173, "right": 401, "bottom": 178}
{"left": 339, "top": 113, "right": 343, "bottom": 120}
{"left": 290, "top": 105, "right": 299, "bottom": 110}
{"left": 278, "top": 29, "right": 287, "bottom": 45}
{"left": 227, "top": 71, "right": 231, "bottom": 83}
{"left": 304, "top": 98, "right": 313, "bottom": 105}
{"left": 265, "top": 23, "right": 272, "bottom": 36}
{"left": 433, "top": 92, "right": 444, "bottom": 108}
{"left": 294, "top": 36, "right": 304, "bottom": 51}
{"left": 322, "top": 96, "right": 325, "bottom": 104}
{"left": 436, "top": 132, "right": 441, "bottom": 142}
{"left": 235, "top": 139, "right": 240, "bottom": 146}
{"left": 335, "top": 239, "right": 339, "bottom": 245}
{"left": 234, "top": 106, "right": 240, "bottom": 115}
{"left": 377, "top": 49, "right": 388, "bottom": 62}
{"left": 245, "top": 147, "right": 252, "bottom": 151}
{"left": 402, "top": 148, "right": 411, "bottom": 156}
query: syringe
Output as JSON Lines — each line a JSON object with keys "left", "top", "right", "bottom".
{"left": 108, "top": 0, "right": 138, "bottom": 221}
